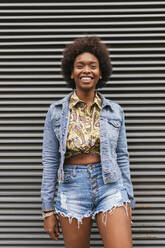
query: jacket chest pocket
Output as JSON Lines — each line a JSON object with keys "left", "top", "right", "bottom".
{"left": 107, "top": 119, "right": 121, "bottom": 143}
{"left": 53, "top": 119, "right": 61, "bottom": 141}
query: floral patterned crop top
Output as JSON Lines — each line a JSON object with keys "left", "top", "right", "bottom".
{"left": 65, "top": 90, "right": 102, "bottom": 159}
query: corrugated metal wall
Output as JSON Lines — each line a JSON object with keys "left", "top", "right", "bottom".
{"left": 0, "top": 1, "right": 165, "bottom": 247}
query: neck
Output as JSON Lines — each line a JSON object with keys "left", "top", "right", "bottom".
{"left": 75, "top": 89, "right": 96, "bottom": 104}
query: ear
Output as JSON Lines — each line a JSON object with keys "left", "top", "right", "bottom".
{"left": 99, "top": 70, "right": 102, "bottom": 79}
{"left": 71, "top": 72, "right": 74, "bottom": 79}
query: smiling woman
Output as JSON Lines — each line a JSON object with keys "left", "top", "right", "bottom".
{"left": 41, "top": 36, "right": 135, "bottom": 248}
{"left": 61, "top": 36, "right": 112, "bottom": 89}
{"left": 71, "top": 52, "right": 102, "bottom": 93}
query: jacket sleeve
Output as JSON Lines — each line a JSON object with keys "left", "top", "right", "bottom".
{"left": 116, "top": 108, "right": 135, "bottom": 209}
{"left": 41, "top": 104, "right": 60, "bottom": 212}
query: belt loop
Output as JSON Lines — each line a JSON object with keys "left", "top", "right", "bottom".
{"left": 88, "top": 164, "right": 92, "bottom": 173}
{"left": 73, "top": 167, "right": 76, "bottom": 176}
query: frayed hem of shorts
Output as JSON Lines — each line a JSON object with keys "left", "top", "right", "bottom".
{"left": 93, "top": 201, "right": 133, "bottom": 226}
{"left": 55, "top": 208, "right": 92, "bottom": 229}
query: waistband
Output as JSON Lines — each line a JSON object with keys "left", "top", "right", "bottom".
{"left": 63, "top": 162, "right": 101, "bottom": 170}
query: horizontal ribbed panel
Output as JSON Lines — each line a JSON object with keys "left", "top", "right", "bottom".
{"left": 0, "top": 1, "right": 165, "bottom": 247}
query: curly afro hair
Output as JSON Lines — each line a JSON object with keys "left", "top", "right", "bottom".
{"left": 61, "top": 36, "right": 112, "bottom": 89}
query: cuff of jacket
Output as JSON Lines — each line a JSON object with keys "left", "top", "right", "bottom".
{"left": 129, "top": 198, "right": 136, "bottom": 209}
{"left": 42, "top": 202, "right": 55, "bottom": 212}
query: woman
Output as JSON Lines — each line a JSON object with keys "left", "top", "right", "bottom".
{"left": 41, "top": 36, "right": 135, "bottom": 248}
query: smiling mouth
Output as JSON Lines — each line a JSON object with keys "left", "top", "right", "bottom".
{"left": 80, "top": 76, "right": 93, "bottom": 82}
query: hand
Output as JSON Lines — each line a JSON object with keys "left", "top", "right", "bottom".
{"left": 124, "top": 202, "right": 132, "bottom": 225}
{"left": 44, "top": 214, "right": 60, "bottom": 240}
{"left": 127, "top": 203, "right": 133, "bottom": 225}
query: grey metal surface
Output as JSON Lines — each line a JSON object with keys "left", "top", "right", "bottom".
{"left": 0, "top": 0, "right": 165, "bottom": 247}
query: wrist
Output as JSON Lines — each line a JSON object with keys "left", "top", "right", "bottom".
{"left": 42, "top": 211, "right": 55, "bottom": 219}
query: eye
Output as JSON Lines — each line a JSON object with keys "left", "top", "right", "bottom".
{"left": 90, "top": 65, "right": 96, "bottom": 69}
{"left": 90, "top": 63, "right": 97, "bottom": 69}
{"left": 76, "top": 65, "right": 83, "bottom": 69}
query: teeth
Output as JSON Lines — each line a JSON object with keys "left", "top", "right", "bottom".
{"left": 81, "top": 77, "right": 92, "bottom": 80}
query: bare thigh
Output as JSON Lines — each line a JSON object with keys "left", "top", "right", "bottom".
{"left": 58, "top": 214, "right": 92, "bottom": 248}
{"left": 96, "top": 206, "right": 132, "bottom": 248}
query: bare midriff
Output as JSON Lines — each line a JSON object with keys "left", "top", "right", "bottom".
{"left": 64, "top": 153, "right": 101, "bottom": 166}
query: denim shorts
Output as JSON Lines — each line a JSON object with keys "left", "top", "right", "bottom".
{"left": 55, "top": 163, "right": 130, "bottom": 227}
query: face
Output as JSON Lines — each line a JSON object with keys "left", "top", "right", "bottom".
{"left": 71, "top": 52, "right": 102, "bottom": 92}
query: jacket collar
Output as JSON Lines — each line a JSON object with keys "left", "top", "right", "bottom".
{"left": 97, "top": 92, "right": 114, "bottom": 111}
{"left": 53, "top": 91, "right": 114, "bottom": 111}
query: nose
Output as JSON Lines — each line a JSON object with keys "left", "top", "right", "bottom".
{"left": 83, "top": 65, "right": 90, "bottom": 73}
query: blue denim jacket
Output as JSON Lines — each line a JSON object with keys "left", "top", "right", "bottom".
{"left": 41, "top": 91, "right": 135, "bottom": 211}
